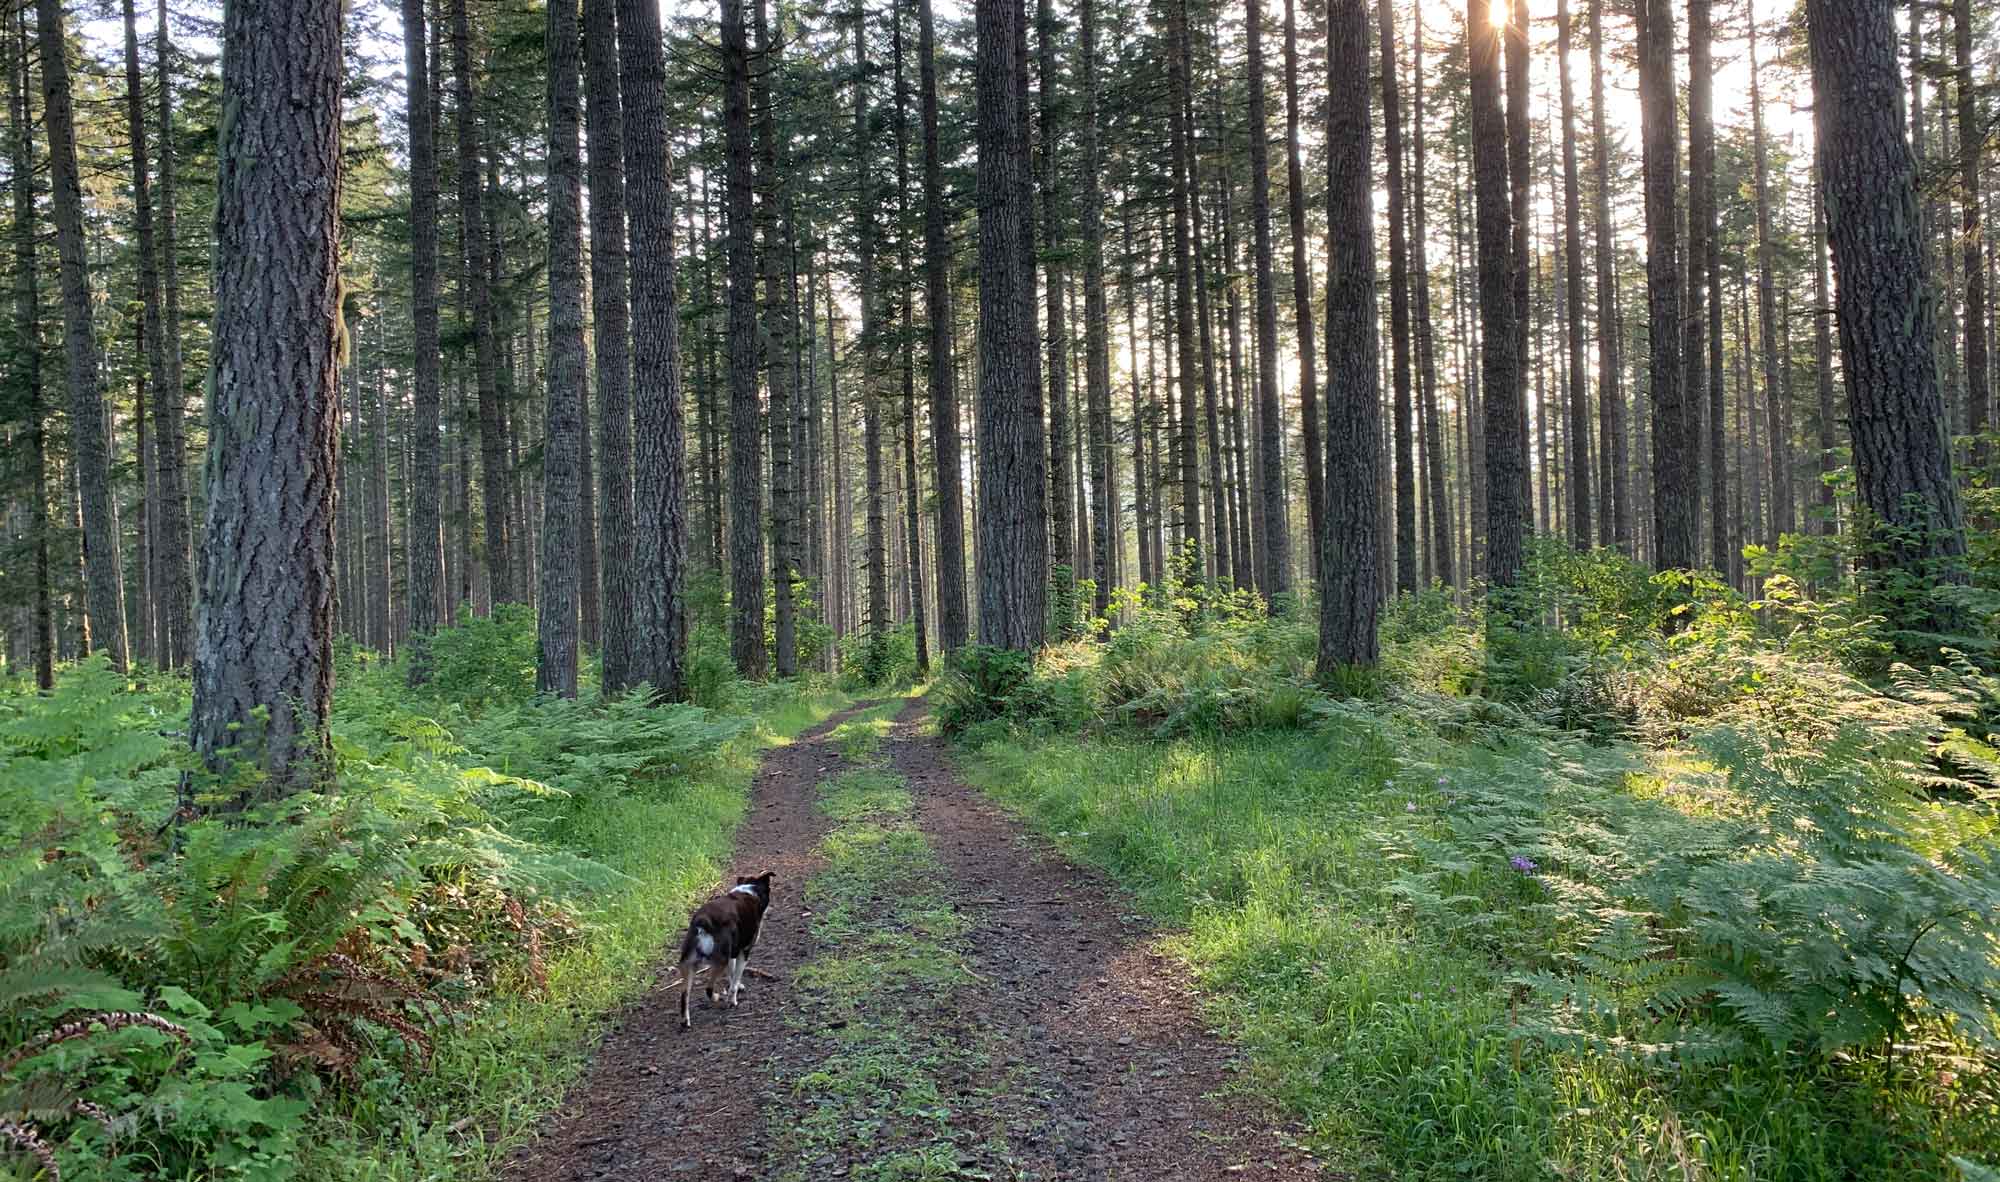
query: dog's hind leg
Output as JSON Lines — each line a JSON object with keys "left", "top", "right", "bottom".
{"left": 678, "top": 956, "right": 697, "bottom": 1029}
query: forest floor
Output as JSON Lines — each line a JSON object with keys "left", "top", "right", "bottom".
{"left": 500, "top": 693, "right": 1326, "bottom": 1182}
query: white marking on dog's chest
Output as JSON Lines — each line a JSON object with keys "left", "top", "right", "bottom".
{"left": 729, "top": 884, "right": 760, "bottom": 897}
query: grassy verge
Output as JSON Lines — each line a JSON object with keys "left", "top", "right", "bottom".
{"left": 761, "top": 692, "right": 1036, "bottom": 1182}
{"left": 302, "top": 685, "right": 848, "bottom": 1182}
{"left": 957, "top": 720, "right": 1993, "bottom": 1182}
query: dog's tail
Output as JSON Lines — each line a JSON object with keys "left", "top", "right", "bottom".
{"left": 678, "top": 915, "right": 717, "bottom": 963}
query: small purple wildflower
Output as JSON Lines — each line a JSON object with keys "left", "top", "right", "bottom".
{"left": 1405, "top": 801, "right": 1418, "bottom": 813}
{"left": 1509, "top": 854, "right": 1538, "bottom": 874}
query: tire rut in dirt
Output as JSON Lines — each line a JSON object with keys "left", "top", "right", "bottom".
{"left": 881, "top": 697, "right": 1325, "bottom": 1181}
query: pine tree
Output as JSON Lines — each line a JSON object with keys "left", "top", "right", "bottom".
{"left": 919, "top": 0, "right": 968, "bottom": 653}
{"left": 724, "top": 0, "right": 767, "bottom": 678}
{"left": 538, "top": 0, "right": 585, "bottom": 698}
{"left": 1471, "top": 0, "right": 1524, "bottom": 587}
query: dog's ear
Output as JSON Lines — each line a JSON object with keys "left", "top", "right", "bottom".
{"left": 755, "top": 871, "right": 774, "bottom": 885}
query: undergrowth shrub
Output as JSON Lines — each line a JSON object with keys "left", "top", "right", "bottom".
{"left": 1, "top": 610, "right": 765, "bottom": 1182}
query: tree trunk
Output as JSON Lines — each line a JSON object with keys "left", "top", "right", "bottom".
{"left": 1505, "top": 0, "right": 1531, "bottom": 528}
{"left": 1280, "top": 0, "right": 1323, "bottom": 583}
{"left": 760, "top": 0, "right": 799, "bottom": 678}
{"left": 400, "top": 0, "right": 446, "bottom": 683}
{"left": 1813, "top": 155, "right": 1840, "bottom": 537}
{"left": 854, "top": 0, "right": 891, "bottom": 666}
{"left": 9, "top": 6, "right": 50, "bottom": 689}
{"left": 1245, "top": 0, "right": 1286, "bottom": 601}
{"left": 1808, "top": 0, "right": 1968, "bottom": 625}
{"left": 538, "top": 0, "right": 585, "bottom": 698}
{"left": 448, "top": 0, "right": 512, "bottom": 607}
{"left": 1955, "top": 0, "right": 1988, "bottom": 469}
{"left": 918, "top": 0, "right": 968, "bottom": 653}
{"left": 37, "top": 0, "right": 128, "bottom": 671}
{"left": 584, "top": 0, "right": 632, "bottom": 690}
{"left": 1038, "top": 0, "right": 1073, "bottom": 594}
{"left": 1320, "top": 0, "right": 1380, "bottom": 674}
{"left": 723, "top": 0, "right": 767, "bottom": 678}
{"left": 1079, "top": 0, "right": 1115, "bottom": 617}
{"left": 892, "top": 0, "right": 932, "bottom": 672}
{"left": 620, "top": 0, "right": 690, "bottom": 699}
{"left": 1376, "top": 0, "right": 1414, "bottom": 596}
{"left": 975, "top": 0, "right": 1048, "bottom": 651}
{"left": 1470, "top": 0, "right": 1525, "bottom": 587}
{"left": 1409, "top": 6, "right": 1451, "bottom": 589}
{"left": 1556, "top": 0, "right": 1592, "bottom": 548}
{"left": 1166, "top": 0, "right": 1201, "bottom": 574}
{"left": 1686, "top": 0, "right": 1720, "bottom": 569}
{"left": 192, "top": 0, "right": 342, "bottom": 794}
{"left": 1588, "top": 0, "right": 1627, "bottom": 553}
{"left": 1638, "top": 0, "right": 1693, "bottom": 571}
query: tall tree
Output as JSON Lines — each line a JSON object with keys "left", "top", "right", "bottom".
{"left": 1556, "top": 0, "right": 1591, "bottom": 546}
{"left": 191, "top": 0, "right": 343, "bottom": 792}
{"left": 401, "top": 0, "right": 446, "bottom": 683}
{"left": 1808, "top": 0, "right": 1967, "bottom": 626}
{"left": 1246, "top": 0, "right": 1287, "bottom": 601}
{"left": 1748, "top": 0, "right": 1788, "bottom": 542}
{"left": 892, "top": 0, "right": 931, "bottom": 672}
{"left": 539, "top": 0, "right": 585, "bottom": 697}
{"left": 1470, "top": 0, "right": 1525, "bottom": 586}
{"left": 1688, "top": 0, "right": 1722, "bottom": 568}
{"left": 1038, "top": 0, "right": 1073, "bottom": 586}
{"left": 1165, "top": 0, "right": 1202, "bottom": 572}
{"left": 1320, "top": 0, "right": 1380, "bottom": 674}
{"left": 918, "top": 0, "right": 968, "bottom": 652}
{"left": 1954, "top": 0, "right": 1988, "bottom": 467}
{"left": 451, "top": 0, "right": 511, "bottom": 607}
{"left": 761, "top": 0, "right": 801, "bottom": 678}
{"left": 584, "top": 0, "right": 634, "bottom": 690}
{"left": 1637, "top": 0, "right": 1693, "bottom": 571}
{"left": 155, "top": 0, "right": 191, "bottom": 662}
{"left": 723, "top": 0, "right": 767, "bottom": 678}
{"left": 1589, "top": 0, "right": 1627, "bottom": 551}
{"left": 1078, "top": 0, "right": 1116, "bottom": 616}
{"left": 1377, "top": 0, "right": 1415, "bottom": 596}
{"left": 974, "top": 0, "right": 1048, "bottom": 651}
{"left": 36, "top": 0, "right": 128, "bottom": 670}
{"left": 1282, "top": 0, "right": 1323, "bottom": 577}
{"left": 620, "top": 0, "right": 690, "bottom": 698}
{"left": 1505, "top": 0, "right": 1531, "bottom": 522}
{"left": 121, "top": 0, "right": 189, "bottom": 669}
{"left": 1412, "top": 3, "right": 1452, "bottom": 587}
{"left": 9, "top": 4, "right": 50, "bottom": 690}
{"left": 855, "top": 0, "right": 891, "bottom": 668}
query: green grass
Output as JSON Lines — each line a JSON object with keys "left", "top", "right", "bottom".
{"left": 298, "top": 684, "right": 849, "bottom": 1182}
{"left": 957, "top": 722, "right": 1994, "bottom": 1182}
{"left": 760, "top": 696, "right": 1028, "bottom": 1182}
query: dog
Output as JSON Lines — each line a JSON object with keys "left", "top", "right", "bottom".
{"left": 676, "top": 872, "right": 773, "bottom": 1029}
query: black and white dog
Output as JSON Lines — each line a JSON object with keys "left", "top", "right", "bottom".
{"left": 677, "top": 872, "right": 773, "bottom": 1029}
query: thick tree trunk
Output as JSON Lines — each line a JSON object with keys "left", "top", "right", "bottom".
{"left": 584, "top": 0, "right": 633, "bottom": 690}
{"left": 1470, "top": 0, "right": 1525, "bottom": 587}
{"left": 975, "top": 0, "right": 1048, "bottom": 651}
{"left": 1320, "top": 0, "right": 1380, "bottom": 674}
{"left": 723, "top": 0, "right": 767, "bottom": 678}
{"left": 192, "top": 0, "right": 342, "bottom": 794}
{"left": 620, "top": 0, "right": 690, "bottom": 699}
{"left": 918, "top": 0, "right": 968, "bottom": 653}
{"left": 1638, "top": 0, "right": 1693, "bottom": 571}
{"left": 37, "top": 0, "right": 128, "bottom": 671}
{"left": 1376, "top": 0, "right": 1414, "bottom": 596}
{"left": 855, "top": 0, "right": 891, "bottom": 665}
{"left": 538, "top": 0, "right": 585, "bottom": 698}
{"left": 1808, "top": 0, "right": 1968, "bottom": 622}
